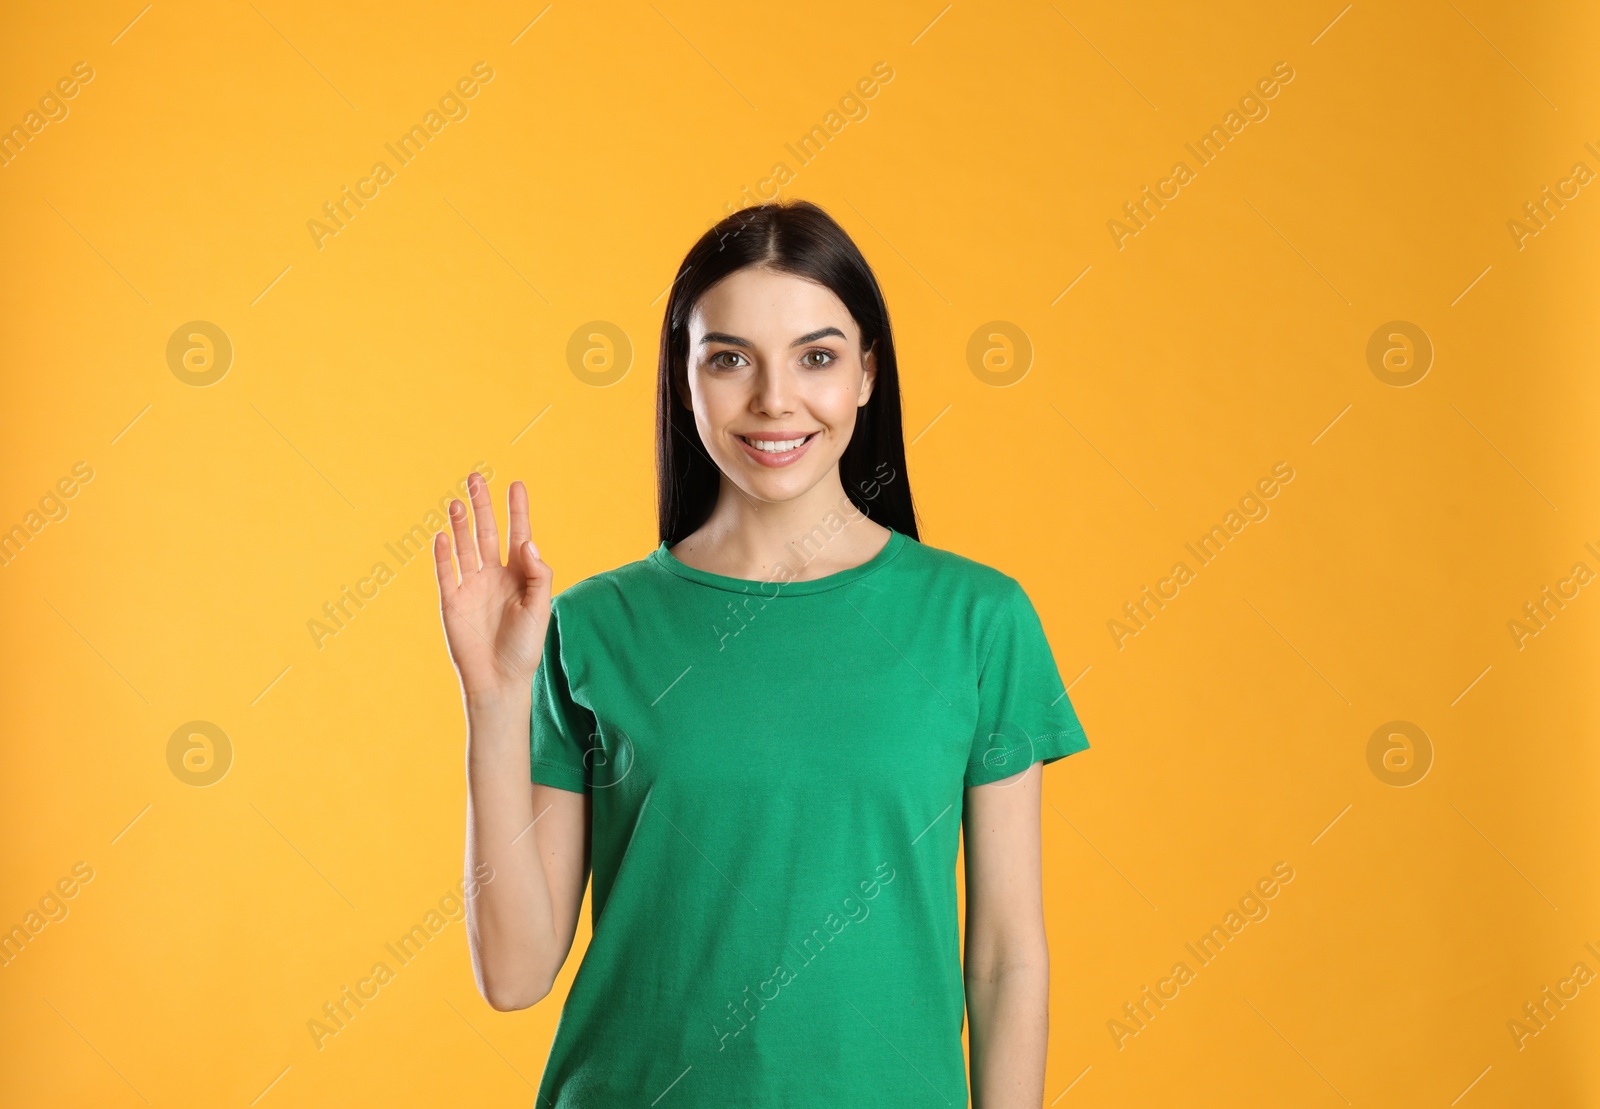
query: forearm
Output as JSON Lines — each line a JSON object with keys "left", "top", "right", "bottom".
{"left": 965, "top": 952, "right": 1049, "bottom": 1109}
{"left": 463, "top": 690, "right": 557, "bottom": 1009}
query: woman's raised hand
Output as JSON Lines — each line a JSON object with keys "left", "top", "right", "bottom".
{"left": 434, "top": 472, "right": 553, "bottom": 701}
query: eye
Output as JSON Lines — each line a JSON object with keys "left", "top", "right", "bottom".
{"left": 801, "top": 348, "right": 837, "bottom": 368}
{"left": 708, "top": 350, "right": 747, "bottom": 370}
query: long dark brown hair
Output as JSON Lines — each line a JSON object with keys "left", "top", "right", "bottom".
{"left": 655, "top": 199, "right": 920, "bottom": 546}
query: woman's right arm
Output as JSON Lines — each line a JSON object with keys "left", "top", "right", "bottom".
{"left": 435, "top": 472, "right": 591, "bottom": 1011}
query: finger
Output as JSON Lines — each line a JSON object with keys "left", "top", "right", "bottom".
{"left": 519, "top": 540, "right": 552, "bottom": 611}
{"left": 468, "top": 471, "right": 500, "bottom": 570}
{"left": 432, "top": 529, "right": 457, "bottom": 597}
{"left": 448, "top": 497, "right": 477, "bottom": 572}
{"left": 507, "top": 480, "right": 532, "bottom": 553}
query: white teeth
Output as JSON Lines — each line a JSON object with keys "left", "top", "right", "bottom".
{"left": 745, "top": 435, "right": 810, "bottom": 453}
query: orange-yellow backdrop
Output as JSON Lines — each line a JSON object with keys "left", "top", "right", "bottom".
{"left": 2, "top": 1, "right": 1597, "bottom": 1106}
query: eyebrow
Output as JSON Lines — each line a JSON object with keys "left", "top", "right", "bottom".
{"left": 698, "top": 327, "right": 847, "bottom": 349}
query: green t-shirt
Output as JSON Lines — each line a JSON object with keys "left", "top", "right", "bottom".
{"left": 527, "top": 527, "right": 1089, "bottom": 1107}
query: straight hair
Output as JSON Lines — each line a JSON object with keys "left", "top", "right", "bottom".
{"left": 655, "top": 199, "right": 920, "bottom": 545}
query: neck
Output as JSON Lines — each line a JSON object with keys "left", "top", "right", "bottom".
{"left": 675, "top": 470, "right": 889, "bottom": 581}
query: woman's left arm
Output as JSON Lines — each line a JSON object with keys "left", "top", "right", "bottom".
{"left": 963, "top": 761, "right": 1050, "bottom": 1109}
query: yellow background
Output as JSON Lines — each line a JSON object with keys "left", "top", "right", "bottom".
{"left": 3, "top": 1, "right": 1597, "bottom": 1105}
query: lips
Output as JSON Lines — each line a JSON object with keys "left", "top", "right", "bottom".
{"left": 736, "top": 431, "right": 819, "bottom": 468}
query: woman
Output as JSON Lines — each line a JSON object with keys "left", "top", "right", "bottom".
{"left": 435, "top": 199, "right": 1089, "bottom": 1107}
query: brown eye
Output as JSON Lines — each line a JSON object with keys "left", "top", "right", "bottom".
{"left": 710, "top": 351, "right": 746, "bottom": 369}
{"left": 802, "top": 349, "right": 836, "bottom": 368}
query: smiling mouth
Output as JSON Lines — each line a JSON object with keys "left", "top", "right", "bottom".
{"left": 738, "top": 432, "right": 819, "bottom": 453}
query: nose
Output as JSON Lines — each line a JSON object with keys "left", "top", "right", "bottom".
{"left": 751, "top": 360, "right": 796, "bottom": 418}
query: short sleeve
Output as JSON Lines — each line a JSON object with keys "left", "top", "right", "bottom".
{"left": 529, "top": 601, "right": 597, "bottom": 794}
{"left": 965, "top": 579, "right": 1090, "bottom": 787}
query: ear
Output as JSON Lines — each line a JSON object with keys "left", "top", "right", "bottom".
{"left": 858, "top": 342, "right": 878, "bottom": 408}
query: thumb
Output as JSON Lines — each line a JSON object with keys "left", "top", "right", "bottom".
{"left": 519, "top": 540, "right": 552, "bottom": 610}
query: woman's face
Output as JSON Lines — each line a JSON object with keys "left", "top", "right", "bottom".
{"left": 679, "top": 265, "right": 877, "bottom": 506}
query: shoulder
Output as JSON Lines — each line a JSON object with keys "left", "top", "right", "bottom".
{"left": 894, "top": 534, "right": 1026, "bottom": 605}
{"left": 548, "top": 549, "right": 661, "bottom": 621}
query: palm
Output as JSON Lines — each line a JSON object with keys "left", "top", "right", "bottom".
{"left": 434, "top": 474, "right": 552, "bottom": 698}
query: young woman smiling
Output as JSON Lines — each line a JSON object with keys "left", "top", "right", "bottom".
{"left": 435, "top": 200, "right": 1090, "bottom": 1107}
